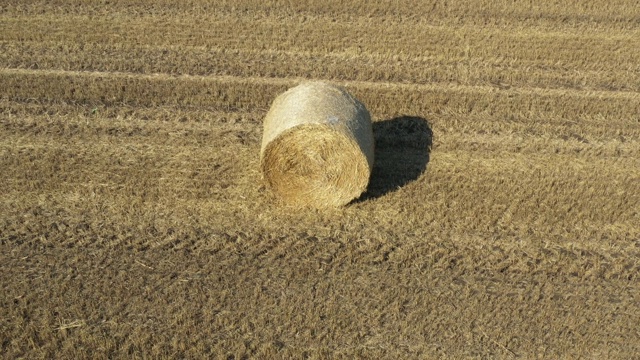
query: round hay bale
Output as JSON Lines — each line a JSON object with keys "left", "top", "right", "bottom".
{"left": 260, "top": 81, "right": 374, "bottom": 207}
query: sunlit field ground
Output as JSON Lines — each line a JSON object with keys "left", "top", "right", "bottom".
{"left": 1, "top": 1, "right": 639, "bottom": 358}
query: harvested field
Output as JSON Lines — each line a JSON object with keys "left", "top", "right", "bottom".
{"left": 1, "top": 0, "right": 639, "bottom": 358}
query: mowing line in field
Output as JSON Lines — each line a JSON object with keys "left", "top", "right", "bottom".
{"left": 3, "top": 67, "right": 639, "bottom": 101}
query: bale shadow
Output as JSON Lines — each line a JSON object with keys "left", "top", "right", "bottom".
{"left": 361, "top": 116, "right": 433, "bottom": 200}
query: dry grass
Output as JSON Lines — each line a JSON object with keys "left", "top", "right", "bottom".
{"left": 1, "top": 0, "right": 640, "bottom": 358}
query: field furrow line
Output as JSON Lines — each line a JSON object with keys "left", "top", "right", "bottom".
{"left": 3, "top": 67, "right": 640, "bottom": 100}
{"left": 2, "top": 106, "right": 638, "bottom": 162}
{"left": 2, "top": 13, "right": 639, "bottom": 70}
{"left": 2, "top": 41, "right": 639, "bottom": 92}
{"left": 2, "top": 68, "right": 639, "bottom": 123}
{"left": 4, "top": 0, "right": 640, "bottom": 33}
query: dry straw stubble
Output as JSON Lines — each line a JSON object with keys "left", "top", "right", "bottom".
{"left": 260, "top": 82, "right": 375, "bottom": 207}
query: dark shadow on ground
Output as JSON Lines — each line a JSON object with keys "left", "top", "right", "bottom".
{"left": 360, "top": 116, "right": 433, "bottom": 200}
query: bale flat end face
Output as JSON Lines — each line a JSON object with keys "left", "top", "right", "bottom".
{"left": 260, "top": 82, "right": 374, "bottom": 208}
{"left": 261, "top": 125, "right": 371, "bottom": 208}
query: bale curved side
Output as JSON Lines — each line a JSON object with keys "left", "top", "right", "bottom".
{"left": 260, "top": 82, "right": 374, "bottom": 207}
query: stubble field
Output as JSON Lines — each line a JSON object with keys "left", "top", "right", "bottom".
{"left": 1, "top": 0, "right": 640, "bottom": 358}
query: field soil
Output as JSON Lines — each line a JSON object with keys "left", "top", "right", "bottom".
{"left": 1, "top": 1, "right": 640, "bottom": 358}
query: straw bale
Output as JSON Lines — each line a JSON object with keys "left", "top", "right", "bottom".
{"left": 260, "top": 82, "right": 374, "bottom": 207}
